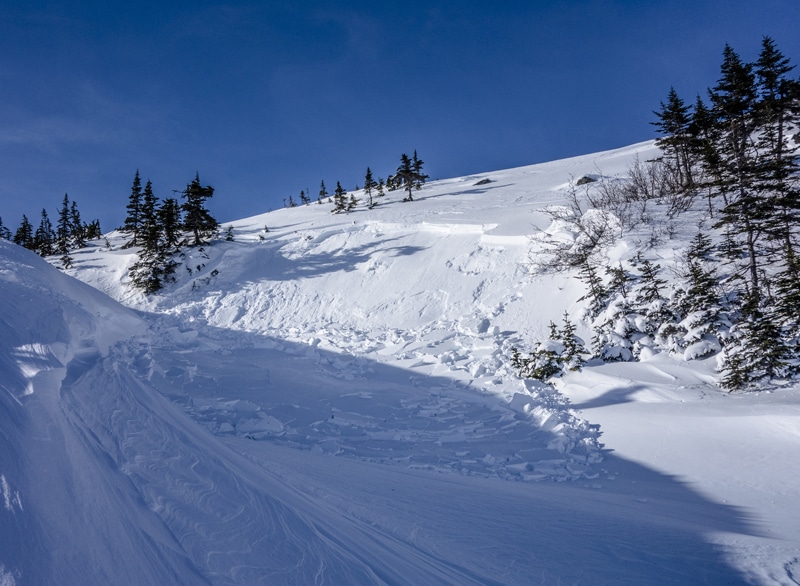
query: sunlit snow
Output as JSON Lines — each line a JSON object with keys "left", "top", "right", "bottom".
{"left": 1, "top": 141, "right": 799, "bottom": 584}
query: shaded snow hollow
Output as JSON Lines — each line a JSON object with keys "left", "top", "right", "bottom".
{"left": 2, "top": 142, "right": 799, "bottom": 584}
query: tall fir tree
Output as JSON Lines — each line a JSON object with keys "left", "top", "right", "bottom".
{"left": 363, "top": 167, "right": 376, "bottom": 208}
{"left": 123, "top": 170, "right": 143, "bottom": 247}
{"left": 34, "top": 209, "right": 54, "bottom": 256}
{"left": 70, "top": 200, "right": 85, "bottom": 249}
{"left": 652, "top": 87, "right": 696, "bottom": 189}
{"left": 158, "top": 198, "right": 183, "bottom": 251}
{"left": 55, "top": 194, "right": 71, "bottom": 256}
{"left": 13, "top": 215, "right": 34, "bottom": 250}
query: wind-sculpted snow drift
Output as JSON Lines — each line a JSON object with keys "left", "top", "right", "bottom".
{"left": 2, "top": 142, "right": 798, "bottom": 584}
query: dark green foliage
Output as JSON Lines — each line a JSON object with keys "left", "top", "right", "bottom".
{"left": 0, "top": 217, "right": 11, "bottom": 240}
{"left": 652, "top": 87, "right": 695, "bottom": 189}
{"left": 122, "top": 170, "right": 143, "bottom": 247}
{"left": 332, "top": 182, "right": 347, "bottom": 213}
{"left": 158, "top": 198, "right": 182, "bottom": 251}
{"left": 576, "top": 261, "right": 608, "bottom": 318}
{"left": 412, "top": 150, "right": 428, "bottom": 190}
{"left": 364, "top": 167, "right": 376, "bottom": 208}
{"left": 721, "top": 291, "right": 790, "bottom": 390}
{"left": 85, "top": 219, "right": 102, "bottom": 240}
{"left": 181, "top": 173, "right": 218, "bottom": 247}
{"left": 318, "top": 180, "right": 328, "bottom": 204}
{"left": 225, "top": 226, "right": 235, "bottom": 241}
{"left": 299, "top": 190, "right": 310, "bottom": 206}
{"left": 34, "top": 209, "right": 54, "bottom": 256}
{"left": 13, "top": 215, "right": 34, "bottom": 250}
{"left": 70, "top": 200, "right": 85, "bottom": 249}
{"left": 56, "top": 194, "right": 71, "bottom": 256}
{"left": 395, "top": 151, "right": 428, "bottom": 201}
{"left": 510, "top": 314, "right": 586, "bottom": 381}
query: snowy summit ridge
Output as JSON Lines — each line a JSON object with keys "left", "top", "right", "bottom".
{"left": 2, "top": 141, "right": 800, "bottom": 585}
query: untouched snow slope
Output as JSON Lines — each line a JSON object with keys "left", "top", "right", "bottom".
{"left": 2, "top": 141, "right": 799, "bottom": 584}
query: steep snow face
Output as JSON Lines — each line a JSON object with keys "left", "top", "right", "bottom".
{"left": 4, "top": 140, "right": 800, "bottom": 584}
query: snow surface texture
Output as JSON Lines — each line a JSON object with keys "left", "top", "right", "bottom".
{"left": 2, "top": 142, "right": 799, "bottom": 584}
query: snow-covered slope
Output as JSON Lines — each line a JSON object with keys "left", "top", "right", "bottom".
{"left": 2, "top": 142, "right": 799, "bottom": 584}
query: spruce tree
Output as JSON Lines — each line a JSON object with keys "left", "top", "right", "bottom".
{"left": 396, "top": 154, "right": 415, "bottom": 201}
{"left": 13, "top": 215, "right": 34, "bottom": 250}
{"left": 559, "top": 312, "right": 585, "bottom": 371}
{"left": 0, "top": 217, "right": 11, "bottom": 240}
{"left": 34, "top": 209, "right": 54, "bottom": 256}
{"left": 318, "top": 180, "right": 328, "bottom": 204}
{"left": 84, "top": 219, "right": 102, "bottom": 240}
{"left": 122, "top": 170, "right": 143, "bottom": 247}
{"left": 55, "top": 194, "right": 71, "bottom": 256}
{"left": 363, "top": 167, "right": 376, "bottom": 208}
{"left": 412, "top": 150, "right": 428, "bottom": 190}
{"left": 70, "top": 200, "right": 85, "bottom": 249}
{"left": 332, "top": 181, "right": 347, "bottom": 213}
{"left": 181, "top": 173, "right": 218, "bottom": 246}
{"left": 721, "top": 290, "right": 789, "bottom": 390}
{"left": 158, "top": 198, "right": 182, "bottom": 251}
{"left": 709, "top": 44, "right": 764, "bottom": 294}
{"left": 652, "top": 87, "right": 695, "bottom": 189}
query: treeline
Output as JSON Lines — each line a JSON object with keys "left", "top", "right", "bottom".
{"left": 0, "top": 194, "right": 101, "bottom": 268}
{"left": 516, "top": 36, "right": 800, "bottom": 391}
{"left": 284, "top": 151, "right": 428, "bottom": 211}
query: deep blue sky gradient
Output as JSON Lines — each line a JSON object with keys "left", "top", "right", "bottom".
{"left": 2, "top": 0, "right": 800, "bottom": 230}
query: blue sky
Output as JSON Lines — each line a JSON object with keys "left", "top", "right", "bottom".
{"left": 2, "top": 0, "right": 800, "bottom": 232}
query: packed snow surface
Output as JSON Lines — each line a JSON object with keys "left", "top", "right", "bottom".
{"left": 2, "top": 142, "right": 799, "bottom": 584}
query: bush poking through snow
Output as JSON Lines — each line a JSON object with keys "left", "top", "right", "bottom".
{"left": 511, "top": 313, "right": 586, "bottom": 381}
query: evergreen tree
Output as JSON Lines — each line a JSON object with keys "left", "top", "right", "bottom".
{"left": 576, "top": 261, "right": 608, "bottom": 318}
{"left": 396, "top": 153, "right": 416, "bottom": 201}
{"left": 13, "top": 215, "right": 34, "bottom": 250}
{"left": 300, "top": 190, "right": 310, "bottom": 205}
{"left": 158, "top": 198, "right": 182, "bottom": 251}
{"left": 122, "top": 170, "right": 143, "bottom": 247}
{"left": 753, "top": 38, "right": 800, "bottom": 293}
{"left": 332, "top": 181, "right": 347, "bottom": 213}
{"left": 652, "top": 87, "right": 695, "bottom": 189}
{"left": 347, "top": 193, "right": 358, "bottom": 212}
{"left": 55, "top": 194, "right": 71, "bottom": 256}
{"left": 85, "top": 219, "right": 102, "bottom": 241}
{"left": 70, "top": 200, "right": 85, "bottom": 249}
{"left": 363, "top": 167, "right": 377, "bottom": 208}
{"left": 318, "top": 180, "right": 328, "bottom": 204}
{"left": 709, "top": 44, "right": 764, "bottom": 294}
{"left": 412, "top": 150, "right": 429, "bottom": 190}
{"left": 0, "top": 217, "right": 11, "bottom": 240}
{"left": 721, "top": 290, "right": 789, "bottom": 390}
{"left": 34, "top": 208, "right": 54, "bottom": 256}
{"left": 376, "top": 177, "right": 385, "bottom": 198}
{"left": 181, "top": 173, "right": 218, "bottom": 246}
{"left": 559, "top": 312, "right": 586, "bottom": 371}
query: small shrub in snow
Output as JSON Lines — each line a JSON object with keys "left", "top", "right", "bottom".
{"left": 511, "top": 314, "right": 586, "bottom": 381}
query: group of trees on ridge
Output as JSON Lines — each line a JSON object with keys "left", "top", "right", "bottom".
{"left": 514, "top": 36, "right": 800, "bottom": 391}
{"left": 285, "top": 151, "right": 428, "bottom": 211}
{"left": 0, "top": 151, "right": 428, "bottom": 295}
{"left": 0, "top": 194, "right": 100, "bottom": 268}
